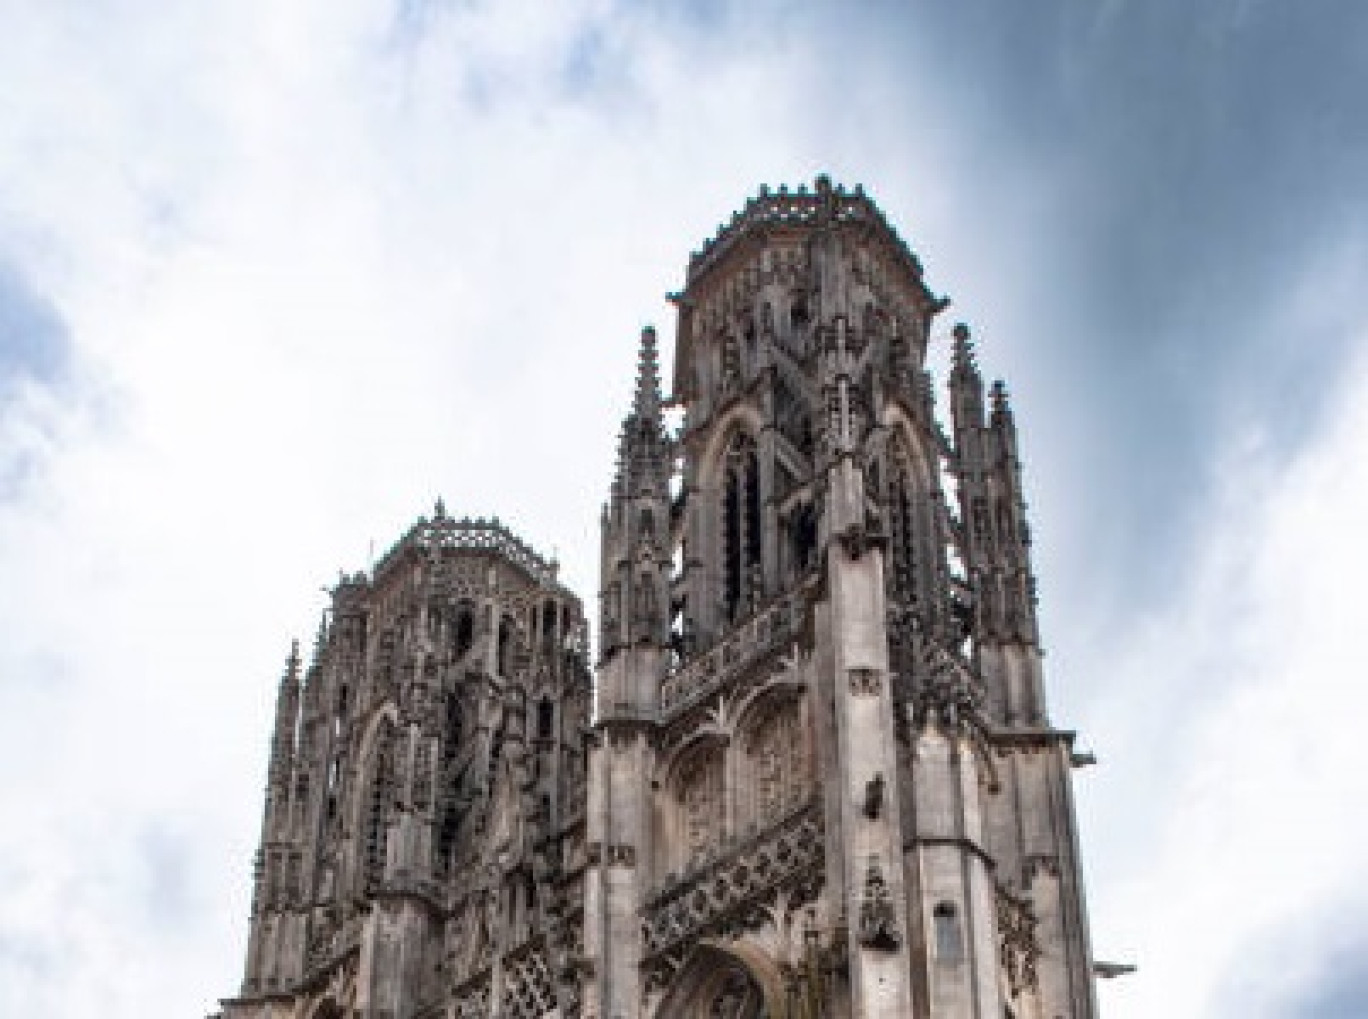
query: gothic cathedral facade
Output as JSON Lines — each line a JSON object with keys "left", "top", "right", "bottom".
{"left": 219, "top": 178, "right": 1100, "bottom": 1019}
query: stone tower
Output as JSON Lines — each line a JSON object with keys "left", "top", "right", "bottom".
{"left": 217, "top": 178, "right": 1101, "bottom": 1019}
{"left": 586, "top": 177, "right": 1098, "bottom": 1018}
{"left": 219, "top": 509, "right": 594, "bottom": 1019}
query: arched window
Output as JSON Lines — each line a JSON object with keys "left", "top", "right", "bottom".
{"left": 933, "top": 901, "right": 963, "bottom": 962}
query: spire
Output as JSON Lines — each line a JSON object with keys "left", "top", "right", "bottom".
{"left": 612, "top": 326, "right": 670, "bottom": 499}
{"left": 634, "top": 325, "right": 663, "bottom": 425}
{"left": 269, "top": 640, "right": 302, "bottom": 788}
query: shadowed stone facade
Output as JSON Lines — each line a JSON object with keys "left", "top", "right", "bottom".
{"left": 219, "top": 178, "right": 1100, "bottom": 1018}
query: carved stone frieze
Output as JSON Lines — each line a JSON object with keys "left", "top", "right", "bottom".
{"left": 641, "top": 803, "right": 824, "bottom": 988}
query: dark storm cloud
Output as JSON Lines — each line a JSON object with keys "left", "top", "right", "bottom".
{"left": 809, "top": 0, "right": 1368, "bottom": 611}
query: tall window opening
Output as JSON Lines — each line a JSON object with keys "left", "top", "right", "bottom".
{"left": 364, "top": 720, "right": 396, "bottom": 889}
{"left": 453, "top": 607, "right": 474, "bottom": 659}
{"left": 537, "top": 697, "right": 554, "bottom": 741}
{"left": 722, "top": 434, "right": 762, "bottom": 622}
{"left": 497, "top": 616, "right": 513, "bottom": 676}
{"left": 724, "top": 468, "right": 742, "bottom": 620}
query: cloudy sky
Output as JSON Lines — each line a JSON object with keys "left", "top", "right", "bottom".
{"left": 1, "top": 1, "right": 1365, "bottom": 1016}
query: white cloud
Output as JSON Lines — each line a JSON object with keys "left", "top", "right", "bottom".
{"left": 0, "top": 2, "right": 1362, "bottom": 1017}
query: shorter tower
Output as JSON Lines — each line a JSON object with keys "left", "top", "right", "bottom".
{"left": 219, "top": 507, "right": 593, "bottom": 1019}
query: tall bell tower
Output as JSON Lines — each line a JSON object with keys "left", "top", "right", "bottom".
{"left": 588, "top": 177, "right": 1100, "bottom": 1018}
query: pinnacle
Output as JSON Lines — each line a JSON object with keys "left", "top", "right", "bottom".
{"left": 633, "top": 325, "right": 663, "bottom": 423}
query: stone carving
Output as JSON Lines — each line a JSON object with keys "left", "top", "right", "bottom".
{"left": 908, "top": 640, "right": 984, "bottom": 730}
{"left": 997, "top": 885, "right": 1040, "bottom": 997}
{"left": 858, "top": 856, "right": 901, "bottom": 952}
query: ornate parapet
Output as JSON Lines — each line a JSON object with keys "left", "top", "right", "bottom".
{"left": 374, "top": 511, "right": 563, "bottom": 591}
{"left": 685, "top": 177, "right": 931, "bottom": 295}
{"left": 661, "top": 591, "right": 805, "bottom": 713}
{"left": 640, "top": 802, "right": 824, "bottom": 990}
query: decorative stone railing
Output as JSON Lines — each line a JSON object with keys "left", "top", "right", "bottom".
{"left": 686, "top": 177, "right": 927, "bottom": 287}
{"left": 660, "top": 592, "right": 805, "bottom": 714}
{"left": 375, "top": 509, "right": 561, "bottom": 588}
{"left": 641, "top": 802, "right": 823, "bottom": 971}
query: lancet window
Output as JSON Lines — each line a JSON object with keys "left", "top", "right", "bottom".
{"left": 722, "top": 433, "right": 762, "bottom": 623}
{"left": 885, "top": 437, "right": 931, "bottom": 611}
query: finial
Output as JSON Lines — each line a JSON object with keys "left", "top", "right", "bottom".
{"left": 815, "top": 173, "right": 832, "bottom": 195}
{"left": 434, "top": 497, "right": 447, "bottom": 520}
{"left": 952, "top": 322, "right": 977, "bottom": 372}
{"left": 991, "top": 379, "right": 1012, "bottom": 417}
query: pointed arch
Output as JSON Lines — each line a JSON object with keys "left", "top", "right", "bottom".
{"left": 347, "top": 702, "right": 400, "bottom": 892}
{"left": 652, "top": 942, "right": 783, "bottom": 1019}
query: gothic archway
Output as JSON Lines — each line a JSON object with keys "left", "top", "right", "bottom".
{"left": 654, "top": 945, "right": 777, "bottom": 1019}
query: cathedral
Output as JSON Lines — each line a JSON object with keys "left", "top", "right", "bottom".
{"left": 216, "top": 178, "right": 1101, "bottom": 1018}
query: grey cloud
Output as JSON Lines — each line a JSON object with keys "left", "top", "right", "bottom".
{"left": 1214, "top": 911, "right": 1368, "bottom": 1018}
{"left": 0, "top": 259, "right": 69, "bottom": 399}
